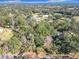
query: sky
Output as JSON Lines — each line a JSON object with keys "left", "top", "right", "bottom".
{"left": 0, "top": 0, "right": 79, "bottom": 3}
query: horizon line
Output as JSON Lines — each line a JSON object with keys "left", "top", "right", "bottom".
{"left": 0, "top": 1, "right": 79, "bottom": 4}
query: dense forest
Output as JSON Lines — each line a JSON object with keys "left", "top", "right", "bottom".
{"left": 0, "top": 4, "right": 79, "bottom": 59}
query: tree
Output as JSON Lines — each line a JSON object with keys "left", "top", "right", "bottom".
{"left": 54, "top": 31, "right": 79, "bottom": 54}
{"left": 7, "top": 36, "right": 22, "bottom": 54}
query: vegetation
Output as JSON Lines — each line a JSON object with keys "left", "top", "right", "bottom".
{"left": 0, "top": 4, "right": 79, "bottom": 57}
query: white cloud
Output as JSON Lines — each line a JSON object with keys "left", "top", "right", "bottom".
{"left": 49, "top": 0, "right": 65, "bottom": 2}
{"left": 2, "top": 0, "right": 21, "bottom": 3}
{"left": 7, "top": 0, "right": 21, "bottom": 1}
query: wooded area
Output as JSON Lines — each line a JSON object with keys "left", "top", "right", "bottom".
{"left": 0, "top": 4, "right": 79, "bottom": 59}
